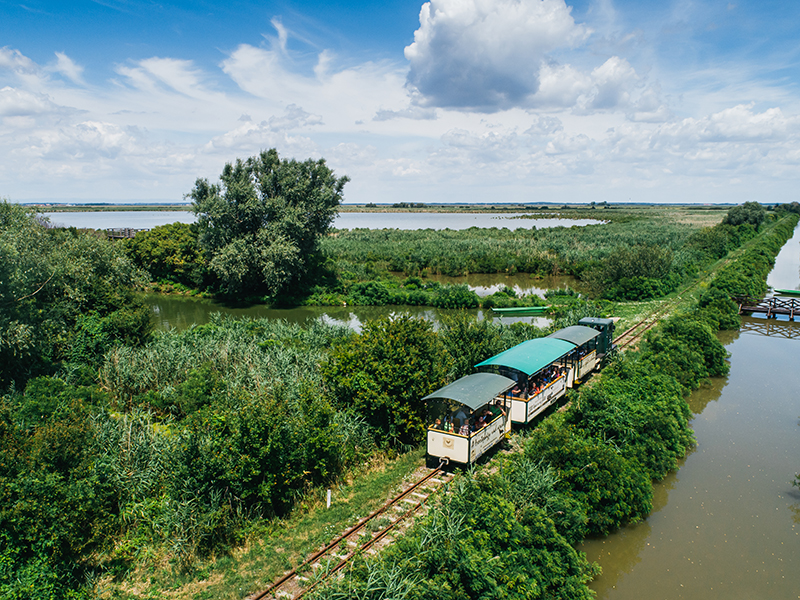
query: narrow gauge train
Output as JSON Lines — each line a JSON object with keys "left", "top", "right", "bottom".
{"left": 426, "top": 317, "right": 614, "bottom": 467}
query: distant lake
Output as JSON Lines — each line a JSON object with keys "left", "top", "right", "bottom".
{"left": 42, "top": 211, "right": 602, "bottom": 231}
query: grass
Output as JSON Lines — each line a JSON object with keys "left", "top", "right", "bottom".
{"left": 99, "top": 448, "right": 427, "bottom": 600}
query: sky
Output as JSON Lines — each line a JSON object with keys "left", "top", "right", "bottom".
{"left": 1, "top": 0, "right": 800, "bottom": 205}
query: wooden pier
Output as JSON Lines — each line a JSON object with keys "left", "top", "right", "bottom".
{"left": 105, "top": 227, "right": 148, "bottom": 239}
{"left": 735, "top": 296, "right": 800, "bottom": 320}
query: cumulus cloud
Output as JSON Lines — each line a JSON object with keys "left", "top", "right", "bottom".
{"left": 584, "top": 56, "right": 637, "bottom": 109}
{"left": 404, "top": 0, "right": 589, "bottom": 111}
{"left": 203, "top": 105, "right": 324, "bottom": 155}
{"left": 655, "top": 103, "right": 799, "bottom": 147}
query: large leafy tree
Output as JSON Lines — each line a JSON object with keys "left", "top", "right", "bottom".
{"left": 0, "top": 201, "right": 150, "bottom": 386}
{"left": 190, "top": 149, "right": 349, "bottom": 296}
{"left": 124, "top": 222, "right": 207, "bottom": 287}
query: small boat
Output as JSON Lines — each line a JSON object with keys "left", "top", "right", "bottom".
{"left": 491, "top": 306, "right": 551, "bottom": 314}
{"left": 773, "top": 288, "right": 800, "bottom": 296}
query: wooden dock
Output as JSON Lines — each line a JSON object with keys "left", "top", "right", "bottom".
{"left": 735, "top": 296, "right": 800, "bottom": 320}
{"left": 105, "top": 227, "right": 148, "bottom": 239}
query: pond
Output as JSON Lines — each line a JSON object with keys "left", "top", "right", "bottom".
{"left": 579, "top": 227, "right": 800, "bottom": 599}
{"left": 42, "top": 210, "right": 602, "bottom": 231}
{"left": 146, "top": 293, "right": 552, "bottom": 333}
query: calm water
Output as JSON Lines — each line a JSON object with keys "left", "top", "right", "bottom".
{"left": 43, "top": 211, "right": 196, "bottom": 229}
{"left": 580, "top": 227, "right": 800, "bottom": 599}
{"left": 42, "top": 211, "right": 601, "bottom": 231}
{"left": 147, "top": 293, "right": 552, "bottom": 333}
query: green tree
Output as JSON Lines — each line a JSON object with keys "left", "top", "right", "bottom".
{"left": 125, "top": 222, "right": 207, "bottom": 287}
{"left": 722, "top": 201, "right": 766, "bottom": 228}
{"left": 0, "top": 202, "right": 149, "bottom": 386}
{"left": 322, "top": 316, "right": 450, "bottom": 446}
{"left": 524, "top": 414, "right": 653, "bottom": 535}
{"left": 190, "top": 149, "right": 349, "bottom": 296}
{"left": 438, "top": 312, "right": 502, "bottom": 379}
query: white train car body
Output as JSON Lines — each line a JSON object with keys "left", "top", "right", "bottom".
{"left": 475, "top": 338, "right": 575, "bottom": 425}
{"left": 425, "top": 373, "right": 514, "bottom": 466}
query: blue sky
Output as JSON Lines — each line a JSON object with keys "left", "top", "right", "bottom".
{"left": 2, "top": 0, "right": 800, "bottom": 204}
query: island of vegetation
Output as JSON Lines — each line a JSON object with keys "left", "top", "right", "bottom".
{"left": 1, "top": 148, "right": 799, "bottom": 599}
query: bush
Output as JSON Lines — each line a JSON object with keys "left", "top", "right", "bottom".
{"left": 524, "top": 414, "right": 653, "bottom": 536}
{"left": 124, "top": 222, "right": 208, "bottom": 288}
{"left": 567, "top": 357, "right": 693, "bottom": 481}
{"left": 722, "top": 201, "right": 766, "bottom": 228}
{"left": 429, "top": 283, "right": 480, "bottom": 309}
{"left": 322, "top": 316, "right": 450, "bottom": 446}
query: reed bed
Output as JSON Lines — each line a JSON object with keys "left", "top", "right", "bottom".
{"left": 100, "top": 314, "right": 352, "bottom": 400}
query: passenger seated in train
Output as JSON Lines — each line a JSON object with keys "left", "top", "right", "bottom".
{"left": 493, "top": 399, "right": 507, "bottom": 418}
{"left": 526, "top": 365, "right": 564, "bottom": 398}
{"left": 429, "top": 398, "right": 509, "bottom": 436}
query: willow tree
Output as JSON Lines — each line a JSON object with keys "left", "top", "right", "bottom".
{"left": 190, "top": 149, "right": 349, "bottom": 296}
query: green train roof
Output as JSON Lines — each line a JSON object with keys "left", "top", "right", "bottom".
{"left": 475, "top": 338, "right": 576, "bottom": 376}
{"left": 547, "top": 325, "right": 600, "bottom": 346}
{"left": 422, "top": 372, "right": 516, "bottom": 411}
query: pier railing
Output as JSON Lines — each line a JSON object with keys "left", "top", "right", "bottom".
{"left": 105, "top": 227, "right": 149, "bottom": 239}
{"left": 735, "top": 295, "right": 800, "bottom": 320}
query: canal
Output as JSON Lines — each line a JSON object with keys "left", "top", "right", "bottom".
{"left": 580, "top": 227, "right": 800, "bottom": 599}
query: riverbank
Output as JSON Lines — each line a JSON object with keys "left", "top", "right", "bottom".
{"left": 297, "top": 213, "right": 799, "bottom": 600}
{"left": 582, "top": 216, "right": 800, "bottom": 599}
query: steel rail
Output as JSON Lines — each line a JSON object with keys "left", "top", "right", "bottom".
{"left": 294, "top": 495, "right": 428, "bottom": 600}
{"left": 250, "top": 463, "right": 445, "bottom": 600}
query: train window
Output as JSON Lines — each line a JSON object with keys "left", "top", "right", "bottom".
{"left": 427, "top": 399, "right": 472, "bottom": 435}
{"left": 527, "top": 365, "right": 565, "bottom": 396}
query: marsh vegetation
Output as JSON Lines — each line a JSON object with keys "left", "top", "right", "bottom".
{"left": 3, "top": 168, "right": 799, "bottom": 599}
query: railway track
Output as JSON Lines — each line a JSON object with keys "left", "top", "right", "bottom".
{"left": 250, "top": 304, "right": 684, "bottom": 600}
{"left": 250, "top": 464, "right": 452, "bottom": 600}
{"left": 613, "top": 311, "right": 664, "bottom": 350}
{"left": 613, "top": 284, "right": 699, "bottom": 350}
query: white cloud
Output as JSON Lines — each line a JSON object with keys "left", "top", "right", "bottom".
{"left": 1, "top": 0, "right": 800, "bottom": 207}
{"left": 584, "top": 56, "right": 637, "bottom": 109}
{"left": 524, "top": 115, "right": 564, "bottom": 136}
{"left": 220, "top": 42, "right": 407, "bottom": 130}
{"left": 373, "top": 105, "right": 437, "bottom": 121}
{"left": 404, "top": 0, "right": 590, "bottom": 111}
{"left": 532, "top": 62, "right": 591, "bottom": 108}
{"left": 0, "top": 46, "right": 38, "bottom": 74}
{"left": 0, "top": 86, "right": 66, "bottom": 118}
{"left": 116, "top": 57, "right": 209, "bottom": 98}
{"left": 50, "top": 52, "right": 85, "bottom": 85}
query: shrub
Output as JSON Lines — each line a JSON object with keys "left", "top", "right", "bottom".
{"left": 429, "top": 284, "right": 480, "bottom": 309}
{"left": 322, "top": 316, "right": 450, "bottom": 446}
{"left": 524, "top": 414, "right": 653, "bottom": 536}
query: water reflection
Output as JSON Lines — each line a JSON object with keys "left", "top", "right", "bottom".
{"left": 740, "top": 315, "right": 800, "bottom": 340}
{"left": 146, "top": 293, "right": 550, "bottom": 333}
{"left": 766, "top": 226, "right": 800, "bottom": 291}
{"left": 686, "top": 377, "right": 729, "bottom": 415}
{"left": 413, "top": 273, "right": 581, "bottom": 297}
